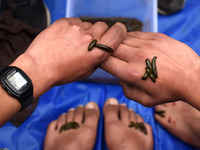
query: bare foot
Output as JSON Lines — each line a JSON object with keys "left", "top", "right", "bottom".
{"left": 104, "top": 98, "right": 154, "bottom": 150}
{"left": 155, "top": 101, "right": 200, "bottom": 148}
{"left": 44, "top": 102, "right": 100, "bottom": 150}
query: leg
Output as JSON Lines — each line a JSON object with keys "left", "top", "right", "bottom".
{"left": 44, "top": 102, "right": 100, "bottom": 150}
{"left": 104, "top": 98, "right": 154, "bottom": 150}
{"left": 155, "top": 101, "right": 200, "bottom": 148}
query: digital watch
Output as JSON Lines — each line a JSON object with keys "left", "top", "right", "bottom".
{"left": 0, "top": 66, "right": 33, "bottom": 110}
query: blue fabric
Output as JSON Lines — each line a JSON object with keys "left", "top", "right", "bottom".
{"left": 0, "top": 0, "right": 199, "bottom": 149}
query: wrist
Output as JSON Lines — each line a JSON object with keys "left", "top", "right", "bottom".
{"left": 182, "top": 60, "right": 200, "bottom": 110}
{"left": 10, "top": 53, "right": 54, "bottom": 99}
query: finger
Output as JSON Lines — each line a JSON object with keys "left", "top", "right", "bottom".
{"left": 101, "top": 56, "right": 144, "bottom": 83}
{"left": 127, "top": 31, "right": 157, "bottom": 40}
{"left": 122, "top": 35, "right": 147, "bottom": 47}
{"left": 100, "top": 56, "right": 129, "bottom": 80}
{"left": 120, "top": 81, "right": 153, "bottom": 107}
{"left": 112, "top": 44, "right": 139, "bottom": 62}
{"left": 79, "top": 22, "right": 93, "bottom": 30}
{"left": 86, "top": 21, "right": 109, "bottom": 39}
{"left": 67, "top": 17, "right": 83, "bottom": 25}
{"left": 99, "top": 22, "right": 127, "bottom": 51}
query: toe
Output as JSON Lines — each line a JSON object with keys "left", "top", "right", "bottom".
{"left": 119, "top": 103, "right": 129, "bottom": 125}
{"left": 57, "top": 113, "right": 66, "bottom": 129}
{"left": 66, "top": 108, "right": 75, "bottom": 122}
{"left": 103, "top": 98, "right": 120, "bottom": 123}
{"left": 74, "top": 105, "right": 84, "bottom": 124}
{"left": 136, "top": 114, "right": 144, "bottom": 123}
{"left": 83, "top": 102, "right": 100, "bottom": 127}
{"left": 129, "top": 108, "right": 137, "bottom": 122}
{"left": 47, "top": 120, "right": 58, "bottom": 132}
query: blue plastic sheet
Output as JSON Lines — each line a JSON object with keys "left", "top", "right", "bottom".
{"left": 0, "top": 0, "right": 199, "bottom": 149}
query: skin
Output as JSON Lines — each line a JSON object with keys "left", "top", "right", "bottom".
{"left": 155, "top": 101, "right": 200, "bottom": 148}
{"left": 44, "top": 98, "right": 154, "bottom": 150}
{"left": 101, "top": 31, "right": 200, "bottom": 110}
{"left": 0, "top": 18, "right": 127, "bottom": 127}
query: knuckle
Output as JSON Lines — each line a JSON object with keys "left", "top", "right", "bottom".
{"left": 72, "top": 24, "right": 82, "bottom": 31}
{"left": 83, "top": 33, "right": 93, "bottom": 42}
{"left": 54, "top": 18, "right": 69, "bottom": 26}
{"left": 154, "top": 33, "right": 168, "bottom": 41}
{"left": 95, "top": 21, "right": 109, "bottom": 28}
{"left": 131, "top": 31, "right": 142, "bottom": 38}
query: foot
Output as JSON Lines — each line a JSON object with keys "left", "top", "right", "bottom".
{"left": 44, "top": 102, "right": 100, "bottom": 150}
{"left": 104, "top": 98, "right": 154, "bottom": 150}
{"left": 155, "top": 101, "right": 200, "bottom": 148}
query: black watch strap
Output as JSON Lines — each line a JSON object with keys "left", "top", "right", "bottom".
{"left": 0, "top": 66, "right": 33, "bottom": 111}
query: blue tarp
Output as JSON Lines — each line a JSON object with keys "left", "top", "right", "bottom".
{"left": 0, "top": 0, "right": 199, "bottom": 149}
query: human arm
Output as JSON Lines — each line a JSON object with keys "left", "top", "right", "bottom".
{"left": 0, "top": 18, "right": 127, "bottom": 126}
{"left": 101, "top": 31, "right": 200, "bottom": 110}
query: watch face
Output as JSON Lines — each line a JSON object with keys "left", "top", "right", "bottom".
{"left": 7, "top": 71, "right": 28, "bottom": 91}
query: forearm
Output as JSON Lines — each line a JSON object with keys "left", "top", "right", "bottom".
{"left": 0, "top": 53, "right": 53, "bottom": 127}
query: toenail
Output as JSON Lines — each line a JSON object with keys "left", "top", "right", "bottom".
{"left": 78, "top": 105, "right": 84, "bottom": 108}
{"left": 121, "top": 103, "right": 127, "bottom": 106}
{"left": 69, "top": 108, "right": 75, "bottom": 111}
{"left": 107, "top": 98, "right": 118, "bottom": 105}
{"left": 86, "top": 103, "right": 95, "bottom": 109}
{"left": 61, "top": 113, "right": 66, "bottom": 115}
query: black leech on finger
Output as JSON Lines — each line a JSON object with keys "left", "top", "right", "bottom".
{"left": 152, "top": 56, "right": 157, "bottom": 78}
{"left": 146, "top": 59, "right": 152, "bottom": 72}
{"left": 146, "top": 68, "right": 156, "bottom": 83}
{"left": 88, "top": 39, "right": 114, "bottom": 52}
{"left": 142, "top": 68, "right": 148, "bottom": 80}
{"left": 142, "top": 56, "right": 158, "bottom": 83}
{"left": 95, "top": 44, "right": 114, "bottom": 52}
{"left": 88, "top": 39, "right": 97, "bottom": 51}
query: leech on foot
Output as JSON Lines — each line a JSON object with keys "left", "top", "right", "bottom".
{"left": 142, "top": 56, "right": 158, "bottom": 83}
{"left": 129, "top": 121, "right": 147, "bottom": 135}
{"left": 88, "top": 39, "right": 114, "bottom": 52}
{"left": 155, "top": 110, "right": 166, "bottom": 118}
{"left": 59, "top": 122, "right": 79, "bottom": 134}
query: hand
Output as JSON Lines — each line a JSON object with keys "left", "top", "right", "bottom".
{"left": 101, "top": 32, "right": 200, "bottom": 109}
{"left": 12, "top": 18, "right": 127, "bottom": 98}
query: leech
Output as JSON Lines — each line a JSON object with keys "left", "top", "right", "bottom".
{"left": 129, "top": 121, "right": 147, "bottom": 135}
{"left": 155, "top": 110, "right": 165, "bottom": 118}
{"left": 146, "top": 68, "right": 156, "bottom": 83}
{"left": 142, "top": 56, "right": 158, "bottom": 83}
{"left": 59, "top": 122, "right": 79, "bottom": 134}
{"left": 142, "top": 68, "right": 148, "bottom": 80}
{"left": 152, "top": 56, "right": 157, "bottom": 78}
{"left": 88, "top": 39, "right": 97, "bottom": 51}
{"left": 95, "top": 44, "right": 114, "bottom": 52}
{"left": 88, "top": 39, "right": 114, "bottom": 52}
{"left": 146, "top": 59, "right": 152, "bottom": 72}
